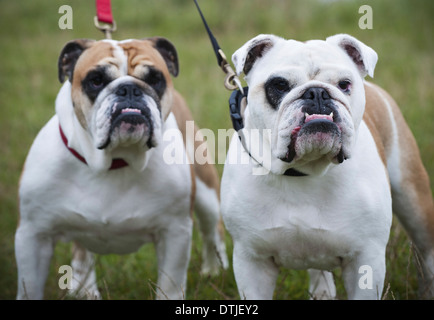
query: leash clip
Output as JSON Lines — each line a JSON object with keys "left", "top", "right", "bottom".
{"left": 218, "top": 49, "right": 243, "bottom": 93}
{"left": 94, "top": 16, "right": 117, "bottom": 39}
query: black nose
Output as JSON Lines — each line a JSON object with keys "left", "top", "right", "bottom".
{"left": 302, "top": 87, "right": 333, "bottom": 115}
{"left": 302, "top": 87, "right": 331, "bottom": 101}
{"left": 116, "top": 83, "right": 143, "bottom": 99}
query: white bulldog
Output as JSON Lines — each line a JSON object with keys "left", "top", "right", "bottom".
{"left": 15, "top": 37, "right": 228, "bottom": 300}
{"left": 221, "top": 34, "right": 434, "bottom": 299}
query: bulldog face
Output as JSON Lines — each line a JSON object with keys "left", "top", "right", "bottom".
{"left": 58, "top": 37, "right": 179, "bottom": 153}
{"left": 232, "top": 34, "right": 378, "bottom": 175}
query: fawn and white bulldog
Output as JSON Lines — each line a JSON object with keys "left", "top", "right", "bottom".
{"left": 221, "top": 34, "right": 434, "bottom": 299}
{"left": 16, "top": 37, "right": 228, "bottom": 299}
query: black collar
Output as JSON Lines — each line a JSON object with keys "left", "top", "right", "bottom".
{"left": 283, "top": 168, "right": 308, "bottom": 177}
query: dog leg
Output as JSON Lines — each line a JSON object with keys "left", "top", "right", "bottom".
{"left": 171, "top": 93, "right": 228, "bottom": 275}
{"left": 341, "top": 251, "right": 386, "bottom": 300}
{"left": 68, "top": 242, "right": 101, "bottom": 300}
{"left": 232, "top": 243, "right": 279, "bottom": 299}
{"left": 171, "top": 91, "right": 228, "bottom": 275}
{"left": 154, "top": 221, "right": 192, "bottom": 299}
{"left": 194, "top": 178, "right": 229, "bottom": 275}
{"left": 15, "top": 224, "right": 54, "bottom": 300}
{"left": 308, "top": 269, "right": 336, "bottom": 300}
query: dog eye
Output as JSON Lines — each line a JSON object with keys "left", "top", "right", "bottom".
{"left": 144, "top": 68, "right": 166, "bottom": 98}
{"left": 82, "top": 68, "right": 111, "bottom": 101}
{"left": 265, "top": 77, "right": 291, "bottom": 109}
{"left": 338, "top": 80, "right": 351, "bottom": 93}
{"left": 271, "top": 78, "right": 290, "bottom": 92}
{"left": 147, "top": 72, "right": 163, "bottom": 88}
{"left": 90, "top": 75, "right": 104, "bottom": 89}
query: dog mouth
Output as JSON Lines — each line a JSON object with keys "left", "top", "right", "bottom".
{"left": 97, "top": 103, "right": 154, "bottom": 150}
{"left": 280, "top": 111, "right": 346, "bottom": 164}
{"left": 304, "top": 112, "right": 333, "bottom": 123}
{"left": 111, "top": 107, "right": 149, "bottom": 127}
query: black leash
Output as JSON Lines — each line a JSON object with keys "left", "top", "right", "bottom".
{"left": 193, "top": 0, "right": 223, "bottom": 68}
{"left": 193, "top": 1, "right": 306, "bottom": 177}
{"left": 193, "top": 0, "right": 243, "bottom": 93}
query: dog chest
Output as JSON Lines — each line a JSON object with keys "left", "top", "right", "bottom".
{"left": 56, "top": 163, "right": 192, "bottom": 252}
{"left": 20, "top": 127, "right": 193, "bottom": 255}
{"left": 255, "top": 222, "right": 354, "bottom": 270}
{"left": 229, "top": 201, "right": 360, "bottom": 270}
{"left": 222, "top": 140, "right": 392, "bottom": 271}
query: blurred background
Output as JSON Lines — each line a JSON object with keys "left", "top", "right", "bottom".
{"left": 0, "top": 0, "right": 432, "bottom": 299}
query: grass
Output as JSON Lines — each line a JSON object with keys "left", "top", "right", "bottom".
{"left": 0, "top": 0, "right": 433, "bottom": 300}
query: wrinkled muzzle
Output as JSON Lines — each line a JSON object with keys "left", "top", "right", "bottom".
{"left": 94, "top": 82, "right": 160, "bottom": 151}
{"left": 277, "top": 86, "right": 352, "bottom": 165}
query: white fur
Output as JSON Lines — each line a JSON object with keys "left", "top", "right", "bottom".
{"left": 17, "top": 108, "right": 193, "bottom": 299}
{"left": 16, "top": 40, "right": 227, "bottom": 299}
{"left": 222, "top": 34, "right": 393, "bottom": 299}
{"left": 232, "top": 34, "right": 376, "bottom": 176}
{"left": 222, "top": 124, "right": 392, "bottom": 299}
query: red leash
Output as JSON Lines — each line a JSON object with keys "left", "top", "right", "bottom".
{"left": 94, "top": 0, "right": 116, "bottom": 39}
{"left": 96, "top": 0, "right": 113, "bottom": 24}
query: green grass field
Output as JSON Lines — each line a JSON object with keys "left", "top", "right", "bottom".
{"left": 0, "top": 0, "right": 433, "bottom": 300}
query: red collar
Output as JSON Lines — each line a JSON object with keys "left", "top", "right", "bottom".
{"left": 59, "top": 125, "right": 128, "bottom": 170}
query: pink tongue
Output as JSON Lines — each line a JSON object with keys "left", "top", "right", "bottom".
{"left": 305, "top": 114, "right": 333, "bottom": 123}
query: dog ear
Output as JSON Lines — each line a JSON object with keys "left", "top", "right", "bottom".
{"left": 232, "top": 34, "right": 281, "bottom": 76}
{"left": 146, "top": 37, "right": 179, "bottom": 77}
{"left": 326, "top": 34, "right": 378, "bottom": 78}
{"left": 58, "top": 39, "right": 95, "bottom": 83}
